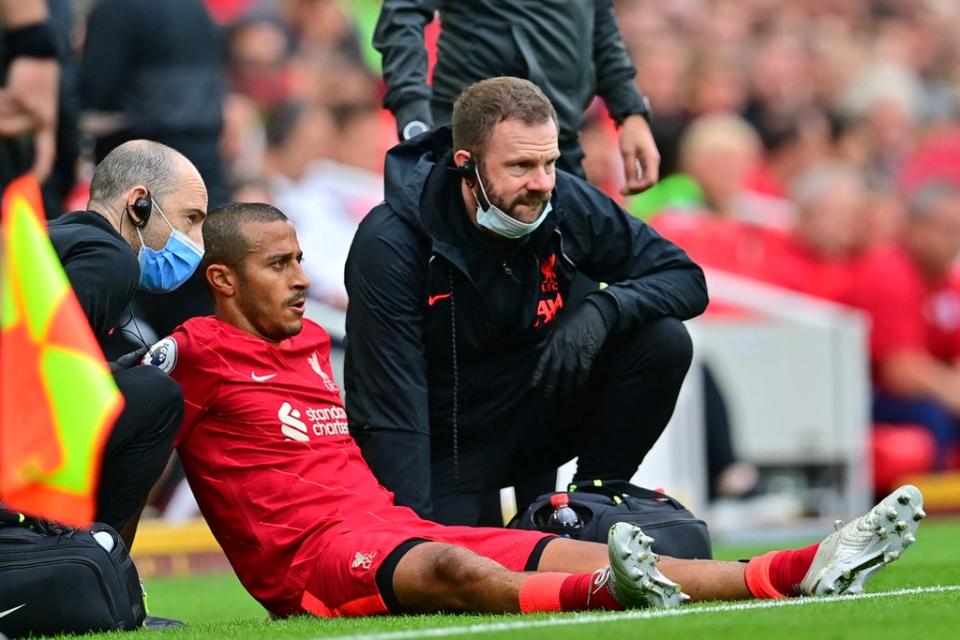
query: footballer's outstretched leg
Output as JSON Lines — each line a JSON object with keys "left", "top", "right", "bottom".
{"left": 743, "top": 484, "right": 925, "bottom": 599}
{"left": 365, "top": 486, "right": 926, "bottom": 616}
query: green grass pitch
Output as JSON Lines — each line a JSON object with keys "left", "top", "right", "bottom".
{"left": 77, "top": 517, "right": 960, "bottom": 640}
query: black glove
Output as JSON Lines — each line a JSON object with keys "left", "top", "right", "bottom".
{"left": 108, "top": 346, "right": 150, "bottom": 374}
{"left": 531, "top": 298, "right": 614, "bottom": 399}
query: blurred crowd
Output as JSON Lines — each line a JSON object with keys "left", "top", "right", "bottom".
{"left": 38, "top": 0, "right": 960, "bottom": 491}
{"left": 598, "top": 0, "right": 960, "bottom": 489}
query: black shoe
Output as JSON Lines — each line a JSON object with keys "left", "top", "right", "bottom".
{"left": 144, "top": 615, "right": 185, "bottom": 630}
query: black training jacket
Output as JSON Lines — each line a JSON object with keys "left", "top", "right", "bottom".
{"left": 49, "top": 211, "right": 139, "bottom": 342}
{"left": 374, "top": 0, "right": 646, "bottom": 146}
{"left": 343, "top": 127, "right": 707, "bottom": 517}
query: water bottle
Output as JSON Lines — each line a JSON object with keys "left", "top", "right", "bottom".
{"left": 92, "top": 530, "right": 116, "bottom": 552}
{"left": 546, "top": 493, "right": 582, "bottom": 536}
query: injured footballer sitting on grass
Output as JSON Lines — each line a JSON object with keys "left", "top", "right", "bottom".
{"left": 144, "top": 201, "right": 925, "bottom": 618}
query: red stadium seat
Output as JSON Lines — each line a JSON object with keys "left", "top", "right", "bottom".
{"left": 872, "top": 423, "right": 936, "bottom": 495}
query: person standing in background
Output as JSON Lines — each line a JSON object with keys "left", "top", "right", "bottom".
{"left": 39, "top": 0, "right": 81, "bottom": 218}
{"left": 374, "top": 0, "right": 659, "bottom": 195}
{"left": 0, "top": 0, "right": 59, "bottom": 189}
{"left": 79, "top": 0, "right": 226, "bottom": 340}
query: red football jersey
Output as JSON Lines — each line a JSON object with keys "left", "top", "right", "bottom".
{"left": 843, "top": 246, "right": 960, "bottom": 376}
{"left": 157, "top": 316, "right": 423, "bottom": 614}
{"left": 760, "top": 232, "right": 859, "bottom": 303}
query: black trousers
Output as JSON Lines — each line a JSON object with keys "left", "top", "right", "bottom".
{"left": 94, "top": 366, "right": 183, "bottom": 530}
{"left": 430, "top": 318, "right": 694, "bottom": 526}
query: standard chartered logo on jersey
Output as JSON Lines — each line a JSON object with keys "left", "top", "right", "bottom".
{"left": 278, "top": 401, "right": 349, "bottom": 442}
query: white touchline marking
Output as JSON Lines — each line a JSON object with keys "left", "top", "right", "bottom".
{"left": 325, "top": 585, "right": 960, "bottom": 640}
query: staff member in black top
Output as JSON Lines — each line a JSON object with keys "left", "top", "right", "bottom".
{"left": 79, "top": 0, "right": 226, "bottom": 349}
{"left": 375, "top": 0, "right": 658, "bottom": 194}
{"left": 49, "top": 139, "right": 207, "bottom": 549}
{"left": 375, "top": 1, "right": 661, "bottom": 514}
{"left": 345, "top": 78, "right": 706, "bottom": 525}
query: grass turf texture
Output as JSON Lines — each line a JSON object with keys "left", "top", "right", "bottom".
{"left": 68, "top": 517, "right": 960, "bottom": 640}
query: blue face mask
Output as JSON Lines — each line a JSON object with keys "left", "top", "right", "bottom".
{"left": 136, "top": 199, "right": 204, "bottom": 292}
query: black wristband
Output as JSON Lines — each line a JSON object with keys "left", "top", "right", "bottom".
{"left": 4, "top": 22, "right": 60, "bottom": 61}
{"left": 617, "top": 96, "right": 653, "bottom": 127}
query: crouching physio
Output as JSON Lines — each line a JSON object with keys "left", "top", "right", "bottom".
{"left": 147, "top": 202, "right": 924, "bottom": 617}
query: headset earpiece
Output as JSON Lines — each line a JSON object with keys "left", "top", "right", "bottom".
{"left": 455, "top": 157, "right": 477, "bottom": 186}
{"left": 129, "top": 191, "right": 152, "bottom": 228}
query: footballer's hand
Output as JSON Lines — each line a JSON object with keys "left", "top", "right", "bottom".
{"left": 108, "top": 346, "right": 150, "bottom": 374}
{"left": 531, "top": 301, "right": 611, "bottom": 399}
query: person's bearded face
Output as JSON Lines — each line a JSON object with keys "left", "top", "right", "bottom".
{"left": 476, "top": 158, "right": 553, "bottom": 223}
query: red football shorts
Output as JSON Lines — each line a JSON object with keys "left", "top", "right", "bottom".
{"left": 300, "top": 518, "right": 554, "bottom": 617}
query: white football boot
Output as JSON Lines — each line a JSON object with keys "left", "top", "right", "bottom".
{"left": 800, "top": 484, "right": 924, "bottom": 596}
{"left": 605, "top": 522, "right": 690, "bottom": 608}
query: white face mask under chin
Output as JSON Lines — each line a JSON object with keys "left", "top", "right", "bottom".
{"left": 473, "top": 172, "right": 552, "bottom": 239}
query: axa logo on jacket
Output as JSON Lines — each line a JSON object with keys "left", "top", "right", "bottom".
{"left": 535, "top": 253, "right": 564, "bottom": 327}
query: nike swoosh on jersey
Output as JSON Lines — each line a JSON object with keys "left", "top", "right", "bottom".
{"left": 428, "top": 292, "right": 453, "bottom": 306}
{"left": 0, "top": 603, "right": 26, "bottom": 619}
{"left": 251, "top": 372, "right": 277, "bottom": 382}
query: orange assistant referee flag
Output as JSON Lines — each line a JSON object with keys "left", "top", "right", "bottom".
{"left": 0, "top": 175, "right": 123, "bottom": 526}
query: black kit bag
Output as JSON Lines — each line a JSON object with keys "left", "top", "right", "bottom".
{"left": 508, "top": 480, "right": 713, "bottom": 559}
{"left": 0, "top": 511, "right": 146, "bottom": 638}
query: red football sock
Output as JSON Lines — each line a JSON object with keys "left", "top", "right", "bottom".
{"left": 558, "top": 569, "right": 624, "bottom": 612}
{"left": 745, "top": 543, "right": 820, "bottom": 598}
{"left": 518, "top": 573, "right": 567, "bottom": 613}
{"left": 519, "top": 570, "right": 625, "bottom": 613}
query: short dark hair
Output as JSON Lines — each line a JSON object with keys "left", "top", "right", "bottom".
{"left": 202, "top": 202, "right": 289, "bottom": 274}
{"left": 88, "top": 140, "right": 182, "bottom": 205}
{"left": 452, "top": 77, "right": 558, "bottom": 159}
